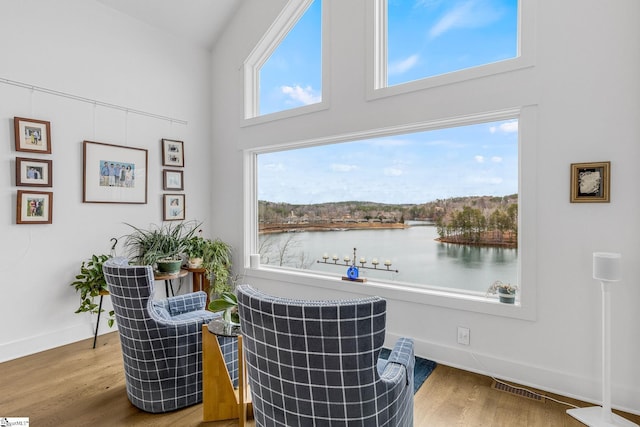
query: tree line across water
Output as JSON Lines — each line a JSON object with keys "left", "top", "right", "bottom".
{"left": 259, "top": 194, "right": 518, "bottom": 248}
{"left": 435, "top": 203, "right": 517, "bottom": 248}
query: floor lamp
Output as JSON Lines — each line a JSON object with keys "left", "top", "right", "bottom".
{"left": 567, "top": 252, "right": 638, "bottom": 427}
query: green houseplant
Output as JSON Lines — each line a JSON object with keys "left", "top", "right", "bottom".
{"left": 201, "top": 238, "right": 233, "bottom": 296}
{"left": 185, "top": 231, "right": 207, "bottom": 268}
{"left": 208, "top": 291, "right": 239, "bottom": 325}
{"left": 70, "top": 254, "right": 115, "bottom": 327}
{"left": 123, "top": 221, "right": 199, "bottom": 273}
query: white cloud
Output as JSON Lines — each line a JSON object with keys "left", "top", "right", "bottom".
{"left": 429, "top": 0, "right": 503, "bottom": 39}
{"left": 475, "top": 155, "right": 485, "bottom": 163}
{"left": 388, "top": 54, "right": 420, "bottom": 75}
{"left": 280, "top": 84, "right": 321, "bottom": 105}
{"left": 489, "top": 120, "right": 518, "bottom": 134}
{"left": 331, "top": 163, "right": 358, "bottom": 172}
{"left": 384, "top": 167, "right": 404, "bottom": 176}
{"left": 263, "top": 162, "right": 285, "bottom": 171}
{"left": 491, "top": 156, "right": 503, "bottom": 163}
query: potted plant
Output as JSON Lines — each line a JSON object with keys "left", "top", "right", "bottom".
{"left": 123, "top": 221, "right": 199, "bottom": 274}
{"left": 201, "top": 238, "right": 233, "bottom": 296}
{"left": 486, "top": 280, "right": 518, "bottom": 304}
{"left": 70, "top": 254, "right": 115, "bottom": 327}
{"left": 208, "top": 291, "right": 239, "bottom": 325}
{"left": 185, "top": 230, "right": 207, "bottom": 268}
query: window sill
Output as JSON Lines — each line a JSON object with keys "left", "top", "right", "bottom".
{"left": 242, "top": 265, "right": 535, "bottom": 321}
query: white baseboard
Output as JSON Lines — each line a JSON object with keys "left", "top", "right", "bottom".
{"left": 0, "top": 319, "right": 118, "bottom": 363}
{"left": 386, "top": 332, "right": 640, "bottom": 417}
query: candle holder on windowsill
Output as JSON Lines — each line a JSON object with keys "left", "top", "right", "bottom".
{"left": 317, "top": 247, "right": 398, "bottom": 283}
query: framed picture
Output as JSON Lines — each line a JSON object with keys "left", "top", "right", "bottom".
{"left": 83, "top": 140, "right": 148, "bottom": 204}
{"left": 162, "top": 139, "right": 184, "bottom": 167}
{"left": 163, "top": 194, "right": 185, "bottom": 221}
{"left": 16, "top": 157, "right": 53, "bottom": 187}
{"left": 17, "top": 190, "right": 53, "bottom": 224}
{"left": 570, "top": 161, "right": 610, "bottom": 203}
{"left": 163, "top": 169, "right": 184, "bottom": 191}
{"left": 14, "top": 117, "right": 52, "bottom": 154}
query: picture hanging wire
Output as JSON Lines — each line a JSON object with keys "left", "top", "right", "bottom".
{"left": 0, "top": 76, "right": 187, "bottom": 126}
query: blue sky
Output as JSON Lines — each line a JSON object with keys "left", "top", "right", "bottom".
{"left": 259, "top": 119, "right": 518, "bottom": 205}
{"left": 258, "top": 0, "right": 518, "bottom": 205}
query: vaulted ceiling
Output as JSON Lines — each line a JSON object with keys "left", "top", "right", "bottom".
{"left": 96, "top": 0, "right": 243, "bottom": 50}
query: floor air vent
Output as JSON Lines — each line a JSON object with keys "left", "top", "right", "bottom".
{"left": 491, "top": 380, "right": 545, "bottom": 402}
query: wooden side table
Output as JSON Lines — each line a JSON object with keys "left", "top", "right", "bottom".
{"left": 184, "top": 266, "right": 210, "bottom": 306}
{"left": 202, "top": 319, "right": 251, "bottom": 426}
{"left": 153, "top": 269, "right": 189, "bottom": 298}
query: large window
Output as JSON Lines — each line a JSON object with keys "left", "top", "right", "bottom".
{"left": 256, "top": 116, "right": 519, "bottom": 296}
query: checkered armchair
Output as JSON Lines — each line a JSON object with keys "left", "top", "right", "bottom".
{"left": 103, "top": 257, "right": 238, "bottom": 413}
{"left": 237, "top": 284, "right": 415, "bottom": 427}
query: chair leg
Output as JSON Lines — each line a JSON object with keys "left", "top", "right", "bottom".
{"left": 93, "top": 295, "right": 104, "bottom": 349}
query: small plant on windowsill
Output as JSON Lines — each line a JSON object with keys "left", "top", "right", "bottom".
{"left": 486, "top": 280, "right": 518, "bottom": 304}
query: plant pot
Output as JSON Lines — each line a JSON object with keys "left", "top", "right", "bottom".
{"left": 156, "top": 259, "right": 182, "bottom": 274}
{"left": 498, "top": 288, "right": 516, "bottom": 304}
{"left": 187, "top": 257, "right": 203, "bottom": 268}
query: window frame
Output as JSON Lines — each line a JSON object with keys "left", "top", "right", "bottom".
{"left": 243, "top": 0, "right": 330, "bottom": 125}
{"left": 366, "top": 0, "right": 536, "bottom": 101}
{"left": 243, "top": 107, "right": 538, "bottom": 320}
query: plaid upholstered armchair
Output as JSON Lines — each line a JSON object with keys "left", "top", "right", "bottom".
{"left": 103, "top": 257, "right": 238, "bottom": 413}
{"left": 237, "top": 284, "right": 415, "bottom": 427}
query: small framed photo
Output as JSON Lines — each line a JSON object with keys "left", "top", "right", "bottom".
{"left": 570, "top": 161, "right": 610, "bottom": 203}
{"left": 162, "top": 139, "right": 184, "bottom": 167}
{"left": 163, "top": 169, "right": 184, "bottom": 191}
{"left": 16, "top": 157, "right": 53, "bottom": 187}
{"left": 17, "top": 190, "right": 53, "bottom": 224}
{"left": 14, "top": 117, "right": 52, "bottom": 154}
{"left": 163, "top": 194, "right": 185, "bottom": 221}
{"left": 83, "top": 141, "right": 148, "bottom": 204}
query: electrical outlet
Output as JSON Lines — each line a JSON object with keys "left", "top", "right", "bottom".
{"left": 457, "top": 326, "right": 470, "bottom": 345}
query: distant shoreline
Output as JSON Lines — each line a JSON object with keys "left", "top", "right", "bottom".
{"left": 260, "top": 222, "right": 517, "bottom": 248}
{"left": 259, "top": 222, "right": 408, "bottom": 234}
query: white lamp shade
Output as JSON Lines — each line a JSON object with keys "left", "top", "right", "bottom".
{"left": 593, "top": 252, "right": 621, "bottom": 282}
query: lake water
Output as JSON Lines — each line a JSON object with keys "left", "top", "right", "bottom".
{"left": 259, "top": 224, "right": 518, "bottom": 293}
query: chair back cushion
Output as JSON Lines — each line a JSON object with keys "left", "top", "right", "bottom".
{"left": 238, "top": 284, "right": 401, "bottom": 426}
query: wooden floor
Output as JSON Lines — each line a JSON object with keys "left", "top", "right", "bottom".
{"left": 2, "top": 332, "right": 639, "bottom": 427}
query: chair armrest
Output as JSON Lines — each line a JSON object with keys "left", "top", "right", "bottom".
{"left": 165, "top": 291, "right": 208, "bottom": 315}
{"left": 382, "top": 337, "right": 414, "bottom": 386}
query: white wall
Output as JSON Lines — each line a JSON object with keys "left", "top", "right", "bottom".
{"left": 210, "top": 0, "right": 640, "bottom": 414}
{"left": 0, "top": 0, "right": 213, "bottom": 360}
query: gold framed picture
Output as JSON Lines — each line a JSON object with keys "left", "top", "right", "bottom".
{"left": 570, "top": 161, "right": 610, "bottom": 203}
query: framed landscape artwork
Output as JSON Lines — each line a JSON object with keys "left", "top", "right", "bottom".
{"left": 17, "top": 190, "right": 53, "bottom": 224}
{"left": 570, "top": 161, "right": 610, "bottom": 203}
{"left": 83, "top": 140, "right": 148, "bottom": 204}
{"left": 16, "top": 157, "right": 53, "bottom": 187}
{"left": 14, "top": 117, "right": 52, "bottom": 154}
{"left": 163, "top": 194, "right": 185, "bottom": 221}
{"left": 162, "top": 139, "right": 184, "bottom": 167}
{"left": 163, "top": 169, "right": 184, "bottom": 191}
